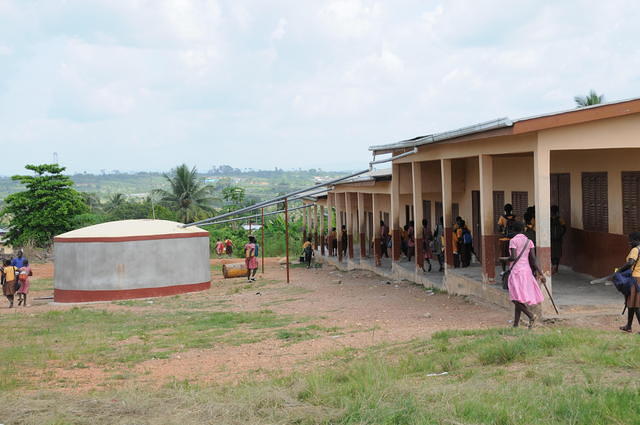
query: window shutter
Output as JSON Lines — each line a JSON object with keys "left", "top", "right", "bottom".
{"left": 511, "top": 191, "right": 529, "bottom": 221}
{"left": 623, "top": 172, "right": 640, "bottom": 234}
{"left": 582, "top": 172, "right": 608, "bottom": 232}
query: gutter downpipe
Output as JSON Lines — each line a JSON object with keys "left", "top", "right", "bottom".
{"left": 368, "top": 147, "right": 418, "bottom": 167}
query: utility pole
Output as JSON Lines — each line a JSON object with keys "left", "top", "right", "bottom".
{"left": 261, "top": 208, "right": 265, "bottom": 274}
{"left": 284, "top": 198, "right": 290, "bottom": 283}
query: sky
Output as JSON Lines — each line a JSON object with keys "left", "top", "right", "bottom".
{"left": 1, "top": 0, "right": 639, "bottom": 175}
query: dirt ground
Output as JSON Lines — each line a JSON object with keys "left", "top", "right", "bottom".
{"left": 3, "top": 258, "right": 631, "bottom": 392}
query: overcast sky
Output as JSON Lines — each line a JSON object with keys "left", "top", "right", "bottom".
{"left": 1, "top": 0, "right": 639, "bottom": 175}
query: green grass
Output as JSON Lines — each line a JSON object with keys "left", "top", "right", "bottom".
{"left": 0, "top": 307, "right": 303, "bottom": 391}
{"left": 276, "top": 325, "right": 342, "bottom": 344}
{"left": 114, "top": 296, "right": 232, "bottom": 310}
{"left": 2, "top": 326, "right": 640, "bottom": 424}
{"left": 29, "top": 277, "right": 54, "bottom": 292}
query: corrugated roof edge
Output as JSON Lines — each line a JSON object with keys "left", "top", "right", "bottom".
{"left": 512, "top": 95, "right": 640, "bottom": 123}
{"left": 331, "top": 168, "right": 392, "bottom": 186}
{"left": 369, "top": 95, "right": 640, "bottom": 152}
{"left": 369, "top": 117, "right": 511, "bottom": 151}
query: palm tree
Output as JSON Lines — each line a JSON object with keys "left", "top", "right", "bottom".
{"left": 106, "top": 193, "right": 126, "bottom": 212}
{"left": 574, "top": 90, "right": 604, "bottom": 108}
{"left": 153, "top": 164, "right": 216, "bottom": 223}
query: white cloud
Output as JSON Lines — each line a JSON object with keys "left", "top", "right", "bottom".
{"left": 319, "top": 0, "right": 383, "bottom": 38}
{"left": 271, "top": 17, "right": 287, "bottom": 41}
{"left": 1, "top": 0, "right": 640, "bottom": 174}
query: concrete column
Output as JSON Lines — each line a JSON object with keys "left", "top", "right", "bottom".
{"left": 534, "top": 146, "right": 554, "bottom": 314}
{"left": 345, "top": 192, "right": 355, "bottom": 259}
{"left": 479, "top": 154, "right": 496, "bottom": 283}
{"left": 441, "top": 159, "right": 454, "bottom": 267}
{"left": 313, "top": 204, "right": 318, "bottom": 250}
{"left": 327, "top": 194, "right": 334, "bottom": 256}
{"left": 412, "top": 161, "right": 424, "bottom": 271}
{"left": 302, "top": 206, "right": 308, "bottom": 241}
{"left": 391, "top": 162, "right": 402, "bottom": 262}
{"left": 319, "top": 205, "right": 325, "bottom": 255}
{"left": 373, "top": 193, "right": 382, "bottom": 266}
{"left": 336, "top": 193, "right": 344, "bottom": 262}
{"left": 357, "top": 192, "right": 366, "bottom": 258}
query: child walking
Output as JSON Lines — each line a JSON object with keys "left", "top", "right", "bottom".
{"left": 17, "top": 259, "right": 32, "bottom": 307}
{"left": 1, "top": 259, "right": 18, "bottom": 308}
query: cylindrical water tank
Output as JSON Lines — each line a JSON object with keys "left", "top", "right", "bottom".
{"left": 53, "top": 219, "right": 211, "bottom": 302}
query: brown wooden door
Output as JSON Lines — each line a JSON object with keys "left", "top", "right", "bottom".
{"left": 551, "top": 174, "right": 571, "bottom": 227}
{"left": 493, "top": 191, "right": 505, "bottom": 233}
{"left": 435, "top": 202, "right": 443, "bottom": 225}
{"left": 423, "top": 200, "right": 432, "bottom": 233}
{"left": 472, "top": 190, "right": 481, "bottom": 258}
{"left": 367, "top": 212, "right": 374, "bottom": 256}
{"left": 452, "top": 203, "right": 460, "bottom": 224}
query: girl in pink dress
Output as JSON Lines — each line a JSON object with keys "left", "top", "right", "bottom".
{"left": 244, "top": 236, "right": 258, "bottom": 282}
{"left": 507, "top": 222, "right": 545, "bottom": 328}
{"left": 17, "top": 260, "right": 32, "bottom": 307}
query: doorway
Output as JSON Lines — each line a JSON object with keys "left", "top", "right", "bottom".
{"left": 550, "top": 173, "right": 571, "bottom": 226}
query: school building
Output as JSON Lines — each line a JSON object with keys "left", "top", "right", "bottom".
{"left": 302, "top": 98, "right": 640, "bottom": 315}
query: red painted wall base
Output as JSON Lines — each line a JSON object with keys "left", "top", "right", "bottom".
{"left": 54, "top": 281, "right": 211, "bottom": 303}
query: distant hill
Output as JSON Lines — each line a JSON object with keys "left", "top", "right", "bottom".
{"left": 0, "top": 168, "right": 348, "bottom": 204}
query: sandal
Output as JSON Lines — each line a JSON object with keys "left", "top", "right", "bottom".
{"left": 528, "top": 314, "right": 537, "bottom": 329}
{"left": 620, "top": 325, "right": 632, "bottom": 333}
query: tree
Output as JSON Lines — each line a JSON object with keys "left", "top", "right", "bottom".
{"left": 106, "top": 193, "right": 126, "bottom": 212}
{"left": 153, "top": 164, "right": 216, "bottom": 223}
{"left": 222, "top": 186, "right": 246, "bottom": 205}
{"left": 1, "top": 164, "right": 89, "bottom": 247}
{"left": 574, "top": 90, "right": 604, "bottom": 108}
{"left": 79, "top": 192, "right": 100, "bottom": 211}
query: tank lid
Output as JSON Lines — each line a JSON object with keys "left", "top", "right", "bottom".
{"left": 55, "top": 219, "right": 208, "bottom": 242}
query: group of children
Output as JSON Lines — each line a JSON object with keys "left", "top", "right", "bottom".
{"left": 0, "top": 251, "right": 32, "bottom": 308}
{"left": 215, "top": 238, "right": 234, "bottom": 257}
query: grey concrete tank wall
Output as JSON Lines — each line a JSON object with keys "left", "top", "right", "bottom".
{"left": 54, "top": 235, "right": 211, "bottom": 302}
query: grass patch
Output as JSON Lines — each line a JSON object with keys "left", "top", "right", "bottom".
{"left": 0, "top": 307, "right": 303, "bottom": 391}
{"left": 3, "top": 327, "right": 640, "bottom": 424}
{"left": 29, "top": 277, "right": 54, "bottom": 292}
{"left": 261, "top": 297, "right": 303, "bottom": 307}
{"left": 275, "top": 325, "right": 342, "bottom": 344}
{"left": 114, "top": 295, "right": 232, "bottom": 310}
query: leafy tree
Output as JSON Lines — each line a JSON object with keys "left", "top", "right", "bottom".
{"left": 153, "top": 164, "right": 216, "bottom": 223}
{"left": 222, "top": 186, "right": 246, "bottom": 205}
{"left": 79, "top": 192, "right": 101, "bottom": 211}
{"left": 1, "top": 164, "right": 89, "bottom": 247}
{"left": 574, "top": 90, "right": 604, "bottom": 108}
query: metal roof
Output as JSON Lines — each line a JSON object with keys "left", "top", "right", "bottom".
{"left": 369, "top": 96, "right": 640, "bottom": 153}
{"left": 332, "top": 168, "right": 392, "bottom": 185}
